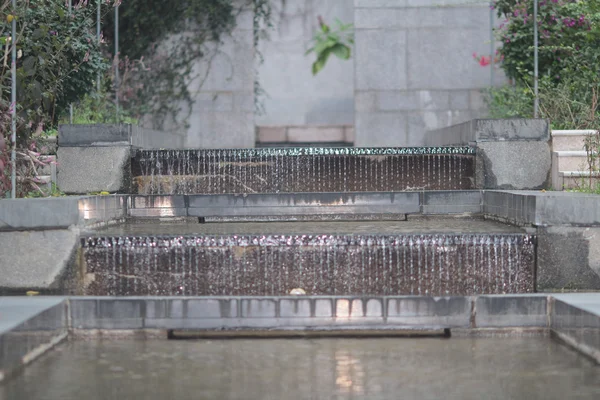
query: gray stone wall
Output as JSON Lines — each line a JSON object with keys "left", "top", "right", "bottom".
{"left": 257, "top": 0, "right": 355, "bottom": 128}
{"left": 158, "top": 3, "right": 255, "bottom": 149}
{"left": 354, "top": 0, "right": 506, "bottom": 147}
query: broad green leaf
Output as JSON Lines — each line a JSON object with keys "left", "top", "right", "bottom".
{"left": 312, "top": 51, "right": 330, "bottom": 75}
{"left": 331, "top": 43, "right": 351, "bottom": 60}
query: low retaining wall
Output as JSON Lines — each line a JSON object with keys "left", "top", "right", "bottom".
{"left": 1, "top": 293, "right": 598, "bottom": 382}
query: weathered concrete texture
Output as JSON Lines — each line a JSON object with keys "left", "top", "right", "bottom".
{"left": 476, "top": 141, "right": 551, "bottom": 190}
{"left": 0, "top": 229, "right": 79, "bottom": 290}
{"left": 537, "top": 227, "right": 600, "bottom": 291}
{"left": 354, "top": 1, "right": 505, "bottom": 146}
{"left": 57, "top": 147, "right": 131, "bottom": 194}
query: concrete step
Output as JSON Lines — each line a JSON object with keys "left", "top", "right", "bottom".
{"left": 552, "top": 130, "right": 598, "bottom": 152}
{"left": 557, "top": 171, "right": 600, "bottom": 190}
{"left": 552, "top": 151, "right": 590, "bottom": 172}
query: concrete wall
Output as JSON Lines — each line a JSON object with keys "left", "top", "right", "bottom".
{"left": 354, "top": 0, "right": 506, "bottom": 147}
{"left": 256, "top": 0, "right": 355, "bottom": 128}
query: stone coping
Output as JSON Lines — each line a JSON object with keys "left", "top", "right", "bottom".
{"left": 0, "top": 293, "right": 598, "bottom": 382}
{"left": 425, "top": 119, "right": 550, "bottom": 146}
{"left": 3, "top": 190, "right": 600, "bottom": 231}
{"left": 58, "top": 124, "right": 185, "bottom": 149}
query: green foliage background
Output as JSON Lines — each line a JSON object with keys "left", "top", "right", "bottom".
{"left": 489, "top": 0, "right": 600, "bottom": 129}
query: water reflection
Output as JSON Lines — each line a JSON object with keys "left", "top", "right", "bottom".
{"left": 335, "top": 350, "right": 364, "bottom": 395}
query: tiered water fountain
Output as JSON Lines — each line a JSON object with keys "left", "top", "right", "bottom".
{"left": 76, "top": 145, "right": 535, "bottom": 297}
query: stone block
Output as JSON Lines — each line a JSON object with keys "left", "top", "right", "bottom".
{"left": 476, "top": 141, "right": 551, "bottom": 190}
{"left": 355, "top": 29, "right": 407, "bottom": 91}
{"left": 537, "top": 227, "right": 600, "bottom": 291}
{"left": 475, "top": 296, "right": 547, "bottom": 327}
{"left": 57, "top": 146, "right": 131, "bottom": 194}
{"left": 0, "top": 230, "right": 78, "bottom": 289}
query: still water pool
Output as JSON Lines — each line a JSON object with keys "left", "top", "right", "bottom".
{"left": 1, "top": 337, "right": 598, "bottom": 400}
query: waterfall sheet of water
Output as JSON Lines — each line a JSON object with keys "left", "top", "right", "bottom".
{"left": 79, "top": 233, "right": 535, "bottom": 297}
{"left": 131, "top": 147, "right": 476, "bottom": 195}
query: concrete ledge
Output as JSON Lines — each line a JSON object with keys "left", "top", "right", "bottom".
{"left": 1, "top": 294, "right": 600, "bottom": 376}
{"left": 421, "top": 191, "right": 482, "bottom": 214}
{"left": 0, "top": 196, "right": 127, "bottom": 231}
{"left": 59, "top": 124, "right": 131, "bottom": 146}
{"left": 426, "top": 119, "right": 550, "bottom": 146}
{"left": 0, "top": 298, "right": 67, "bottom": 382}
{"left": 551, "top": 296, "right": 600, "bottom": 364}
{"left": 475, "top": 295, "right": 548, "bottom": 328}
{"left": 187, "top": 192, "right": 421, "bottom": 218}
{"left": 0, "top": 198, "right": 80, "bottom": 230}
{"left": 67, "top": 296, "right": 470, "bottom": 331}
{"left": 59, "top": 124, "right": 184, "bottom": 149}
{"left": 484, "top": 191, "right": 600, "bottom": 227}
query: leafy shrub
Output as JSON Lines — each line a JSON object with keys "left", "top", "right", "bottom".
{"left": 488, "top": 0, "right": 600, "bottom": 130}
{"left": 0, "top": 0, "right": 108, "bottom": 197}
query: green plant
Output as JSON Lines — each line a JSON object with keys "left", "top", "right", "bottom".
{"left": 26, "top": 182, "right": 64, "bottom": 198}
{"left": 61, "top": 91, "right": 138, "bottom": 125}
{"left": 485, "top": 85, "right": 534, "bottom": 119}
{"left": 1, "top": 0, "right": 108, "bottom": 197}
{"left": 306, "top": 17, "right": 353, "bottom": 76}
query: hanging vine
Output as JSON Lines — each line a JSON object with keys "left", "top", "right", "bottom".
{"left": 102, "top": 0, "right": 274, "bottom": 130}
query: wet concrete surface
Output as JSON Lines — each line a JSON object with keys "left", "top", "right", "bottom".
{"left": 1, "top": 337, "right": 598, "bottom": 400}
{"left": 92, "top": 216, "right": 524, "bottom": 236}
